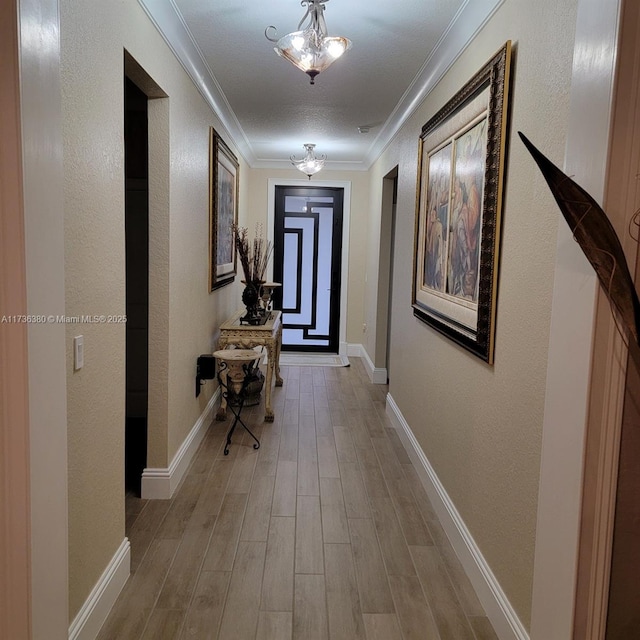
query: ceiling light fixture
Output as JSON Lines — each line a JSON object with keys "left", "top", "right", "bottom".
{"left": 291, "top": 143, "right": 326, "bottom": 179}
{"left": 265, "top": 0, "right": 352, "bottom": 85}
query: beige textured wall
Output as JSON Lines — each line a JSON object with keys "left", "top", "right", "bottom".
{"left": 246, "top": 168, "right": 369, "bottom": 346}
{"left": 60, "top": 0, "right": 243, "bottom": 617}
{"left": 364, "top": 0, "right": 578, "bottom": 628}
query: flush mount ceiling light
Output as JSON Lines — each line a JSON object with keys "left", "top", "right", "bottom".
{"left": 291, "top": 143, "right": 326, "bottom": 178}
{"left": 265, "top": 0, "right": 352, "bottom": 85}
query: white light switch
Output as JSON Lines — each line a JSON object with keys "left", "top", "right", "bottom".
{"left": 74, "top": 335, "right": 84, "bottom": 370}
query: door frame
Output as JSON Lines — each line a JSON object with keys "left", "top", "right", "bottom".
{"left": 572, "top": 0, "right": 640, "bottom": 636}
{"left": 268, "top": 179, "right": 351, "bottom": 355}
{"left": 1, "top": 2, "right": 31, "bottom": 636}
{"left": 530, "top": 0, "right": 623, "bottom": 637}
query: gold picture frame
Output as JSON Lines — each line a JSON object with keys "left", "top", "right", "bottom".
{"left": 411, "top": 41, "right": 512, "bottom": 364}
{"left": 209, "top": 127, "right": 239, "bottom": 291}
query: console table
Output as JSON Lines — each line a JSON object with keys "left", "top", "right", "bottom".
{"left": 216, "top": 309, "right": 283, "bottom": 422}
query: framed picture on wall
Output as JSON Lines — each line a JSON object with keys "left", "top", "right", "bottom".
{"left": 209, "top": 127, "right": 239, "bottom": 291}
{"left": 411, "top": 41, "right": 512, "bottom": 364}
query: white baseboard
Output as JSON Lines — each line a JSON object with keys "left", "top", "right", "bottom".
{"left": 346, "top": 342, "right": 362, "bottom": 358}
{"left": 348, "top": 343, "right": 387, "bottom": 384}
{"left": 68, "top": 538, "right": 130, "bottom": 640}
{"left": 141, "top": 389, "right": 219, "bottom": 499}
{"left": 385, "top": 393, "right": 528, "bottom": 640}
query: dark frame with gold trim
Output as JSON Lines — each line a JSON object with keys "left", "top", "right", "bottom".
{"left": 411, "top": 41, "right": 512, "bottom": 363}
{"left": 209, "top": 127, "right": 239, "bottom": 291}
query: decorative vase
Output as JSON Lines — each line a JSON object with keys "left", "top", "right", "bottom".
{"left": 241, "top": 281, "right": 262, "bottom": 324}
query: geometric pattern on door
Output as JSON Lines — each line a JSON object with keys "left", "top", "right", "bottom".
{"left": 274, "top": 188, "right": 343, "bottom": 352}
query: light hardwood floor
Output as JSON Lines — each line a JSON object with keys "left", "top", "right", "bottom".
{"left": 97, "top": 358, "right": 498, "bottom": 640}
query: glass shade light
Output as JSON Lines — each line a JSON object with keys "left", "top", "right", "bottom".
{"left": 291, "top": 144, "right": 326, "bottom": 179}
{"left": 266, "top": 0, "right": 352, "bottom": 84}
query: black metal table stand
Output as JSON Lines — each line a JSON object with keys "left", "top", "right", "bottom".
{"left": 218, "top": 362, "right": 261, "bottom": 456}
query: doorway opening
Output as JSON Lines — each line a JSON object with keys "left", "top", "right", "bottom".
{"left": 272, "top": 185, "right": 344, "bottom": 353}
{"left": 124, "top": 76, "right": 149, "bottom": 495}
{"left": 378, "top": 167, "right": 398, "bottom": 383}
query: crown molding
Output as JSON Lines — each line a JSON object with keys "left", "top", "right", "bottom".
{"left": 137, "top": 0, "right": 257, "bottom": 166}
{"left": 362, "top": 0, "right": 505, "bottom": 168}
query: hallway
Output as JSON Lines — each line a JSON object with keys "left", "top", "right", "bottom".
{"left": 97, "top": 358, "right": 497, "bottom": 640}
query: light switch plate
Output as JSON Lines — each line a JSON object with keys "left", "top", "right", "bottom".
{"left": 74, "top": 335, "right": 84, "bottom": 370}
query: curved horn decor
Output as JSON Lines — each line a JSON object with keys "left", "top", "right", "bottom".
{"left": 519, "top": 131, "right": 640, "bottom": 346}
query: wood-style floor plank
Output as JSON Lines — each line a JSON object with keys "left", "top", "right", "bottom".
{"left": 271, "top": 460, "right": 297, "bottom": 517}
{"left": 293, "top": 574, "right": 329, "bottom": 640}
{"left": 255, "top": 424, "right": 281, "bottom": 475}
{"left": 226, "top": 443, "right": 259, "bottom": 494}
{"left": 439, "top": 545, "right": 486, "bottom": 617}
{"left": 126, "top": 499, "right": 172, "bottom": 572}
{"left": 256, "top": 611, "right": 293, "bottom": 640}
{"left": 261, "top": 516, "right": 295, "bottom": 611}
{"left": 155, "top": 473, "right": 206, "bottom": 540}
{"left": 140, "top": 609, "right": 185, "bottom": 640}
{"left": 469, "top": 615, "right": 500, "bottom": 640}
{"left": 96, "top": 538, "right": 180, "bottom": 640}
{"left": 299, "top": 391, "right": 314, "bottom": 415}
{"left": 388, "top": 574, "right": 441, "bottom": 640}
{"left": 401, "top": 463, "right": 438, "bottom": 523}
{"left": 317, "top": 434, "right": 340, "bottom": 478}
{"left": 348, "top": 518, "right": 395, "bottom": 614}
{"left": 279, "top": 422, "right": 299, "bottom": 463}
{"left": 410, "top": 545, "right": 476, "bottom": 640}
{"left": 324, "top": 543, "right": 366, "bottom": 640}
{"left": 356, "top": 445, "right": 390, "bottom": 499}
{"left": 190, "top": 458, "right": 235, "bottom": 519}
{"left": 333, "top": 425, "right": 358, "bottom": 464}
{"left": 362, "top": 613, "right": 403, "bottom": 640}
{"left": 178, "top": 571, "right": 230, "bottom": 640}
{"left": 201, "top": 492, "right": 248, "bottom": 572}
{"left": 368, "top": 494, "right": 416, "bottom": 577}
{"left": 240, "top": 472, "right": 276, "bottom": 542}
{"left": 319, "top": 476, "right": 350, "bottom": 543}
{"left": 297, "top": 415, "right": 319, "bottom": 496}
{"left": 339, "top": 461, "right": 371, "bottom": 519}
{"left": 217, "top": 541, "right": 266, "bottom": 640}
{"left": 313, "top": 407, "right": 332, "bottom": 438}
{"left": 295, "top": 495, "right": 324, "bottom": 574}
{"left": 156, "top": 511, "right": 216, "bottom": 609}
{"left": 296, "top": 458, "right": 320, "bottom": 497}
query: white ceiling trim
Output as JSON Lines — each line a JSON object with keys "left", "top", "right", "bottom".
{"left": 138, "top": 0, "right": 504, "bottom": 170}
{"left": 362, "top": 0, "right": 505, "bottom": 167}
{"left": 138, "top": 0, "right": 257, "bottom": 165}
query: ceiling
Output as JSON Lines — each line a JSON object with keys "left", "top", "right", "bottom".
{"left": 140, "top": 0, "right": 501, "bottom": 170}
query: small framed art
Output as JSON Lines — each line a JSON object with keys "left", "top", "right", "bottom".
{"left": 210, "top": 127, "right": 239, "bottom": 291}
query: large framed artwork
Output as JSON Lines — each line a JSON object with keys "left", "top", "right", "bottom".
{"left": 209, "top": 127, "right": 239, "bottom": 291}
{"left": 412, "top": 41, "right": 512, "bottom": 363}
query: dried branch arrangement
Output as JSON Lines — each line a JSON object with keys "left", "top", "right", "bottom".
{"left": 233, "top": 223, "right": 273, "bottom": 283}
